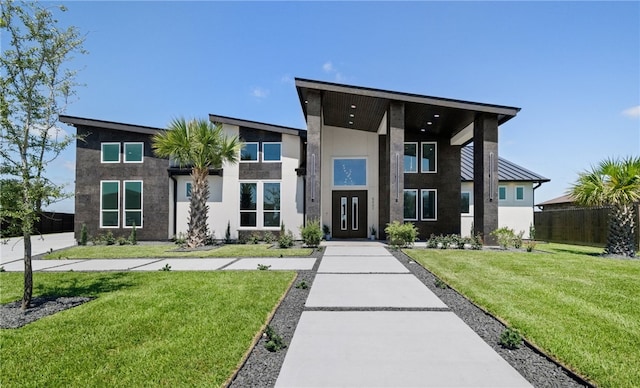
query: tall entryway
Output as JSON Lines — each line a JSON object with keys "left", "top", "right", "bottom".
{"left": 331, "top": 190, "right": 367, "bottom": 238}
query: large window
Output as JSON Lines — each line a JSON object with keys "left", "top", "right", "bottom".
{"left": 421, "top": 189, "right": 437, "bottom": 220}
{"left": 241, "top": 143, "right": 259, "bottom": 162}
{"left": 499, "top": 186, "right": 507, "bottom": 201}
{"left": 124, "top": 143, "right": 143, "bottom": 163}
{"left": 461, "top": 192, "right": 470, "bottom": 214}
{"left": 101, "top": 143, "right": 120, "bottom": 163}
{"left": 263, "top": 182, "right": 281, "bottom": 227}
{"left": 333, "top": 158, "right": 366, "bottom": 187}
{"left": 404, "top": 143, "right": 418, "bottom": 173}
{"left": 421, "top": 142, "right": 437, "bottom": 173}
{"left": 403, "top": 189, "right": 418, "bottom": 220}
{"left": 239, "top": 183, "right": 257, "bottom": 227}
{"left": 263, "top": 143, "right": 282, "bottom": 162}
{"left": 516, "top": 186, "right": 525, "bottom": 201}
{"left": 124, "top": 181, "right": 143, "bottom": 227}
{"left": 101, "top": 181, "right": 120, "bottom": 227}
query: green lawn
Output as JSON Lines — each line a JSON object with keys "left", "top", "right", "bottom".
{"left": 404, "top": 243, "right": 640, "bottom": 388}
{"left": 44, "top": 243, "right": 313, "bottom": 259}
{"left": 0, "top": 270, "right": 295, "bottom": 387}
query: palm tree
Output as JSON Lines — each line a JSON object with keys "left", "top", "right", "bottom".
{"left": 569, "top": 157, "right": 640, "bottom": 257}
{"left": 153, "top": 118, "right": 241, "bottom": 248}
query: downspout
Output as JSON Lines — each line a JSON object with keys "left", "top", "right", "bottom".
{"left": 533, "top": 182, "right": 543, "bottom": 211}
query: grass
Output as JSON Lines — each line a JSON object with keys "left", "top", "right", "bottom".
{"left": 44, "top": 243, "right": 313, "bottom": 259}
{"left": 0, "top": 270, "right": 295, "bottom": 387}
{"left": 404, "top": 243, "right": 640, "bottom": 388}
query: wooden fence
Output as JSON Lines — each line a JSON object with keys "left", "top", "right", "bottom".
{"left": 1, "top": 212, "right": 74, "bottom": 237}
{"left": 534, "top": 205, "right": 640, "bottom": 250}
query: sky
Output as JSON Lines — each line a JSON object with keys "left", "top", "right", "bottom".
{"left": 8, "top": 1, "right": 639, "bottom": 213}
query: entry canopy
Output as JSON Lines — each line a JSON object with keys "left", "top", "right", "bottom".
{"left": 295, "top": 78, "right": 520, "bottom": 143}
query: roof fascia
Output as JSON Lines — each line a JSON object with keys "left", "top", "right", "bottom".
{"left": 209, "top": 114, "right": 305, "bottom": 137}
{"left": 58, "top": 115, "right": 163, "bottom": 135}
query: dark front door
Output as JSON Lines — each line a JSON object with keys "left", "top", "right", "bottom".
{"left": 332, "top": 190, "right": 367, "bottom": 239}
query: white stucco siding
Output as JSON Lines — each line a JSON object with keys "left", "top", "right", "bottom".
{"left": 320, "top": 125, "right": 379, "bottom": 232}
{"left": 280, "top": 133, "right": 304, "bottom": 238}
{"left": 460, "top": 182, "right": 535, "bottom": 238}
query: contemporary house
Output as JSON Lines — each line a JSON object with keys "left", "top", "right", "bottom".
{"left": 60, "top": 78, "right": 548, "bottom": 244}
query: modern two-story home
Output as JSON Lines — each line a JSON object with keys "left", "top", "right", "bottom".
{"left": 60, "top": 78, "right": 548, "bottom": 244}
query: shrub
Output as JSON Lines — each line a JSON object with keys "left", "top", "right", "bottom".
{"left": 225, "top": 221, "right": 231, "bottom": 243}
{"left": 128, "top": 223, "right": 137, "bottom": 245}
{"left": 529, "top": 222, "right": 536, "bottom": 241}
{"left": 295, "top": 280, "right": 309, "bottom": 289}
{"left": 263, "top": 325, "right": 286, "bottom": 352}
{"left": 491, "top": 227, "right": 516, "bottom": 249}
{"left": 426, "top": 234, "right": 438, "bottom": 249}
{"left": 471, "top": 234, "right": 483, "bottom": 250}
{"left": 257, "top": 264, "right": 271, "bottom": 271}
{"left": 526, "top": 240, "right": 537, "bottom": 252}
{"left": 117, "top": 236, "right": 128, "bottom": 246}
{"left": 160, "top": 263, "right": 171, "bottom": 271}
{"left": 513, "top": 230, "right": 524, "bottom": 249}
{"left": 173, "top": 232, "right": 186, "bottom": 246}
{"left": 205, "top": 232, "right": 216, "bottom": 246}
{"left": 249, "top": 232, "right": 262, "bottom": 244}
{"left": 322, "top": 224, "right": 330, "bottom": 236}
{"left": 103, "top": 231, "right": 116, "bottom": 246}
{"left": 278, "top": 228, "right": 294, "bottom": 249}
{"left": 79, "top": 223, "right": 88, "bottom": 246}
{"left": 434, "top": 278, "right": 448, "bottom": 289}
{"left": 300, "top": 219, "right": 322, "bottom": 247}
{"left": 499, "top": 328, "right": 522, "bottom": 349}
{"left": 385, "top": 221, "right": 418, "bottom": 248}
{"left": 263, "top": 231, "right": 275, "bottom": 244}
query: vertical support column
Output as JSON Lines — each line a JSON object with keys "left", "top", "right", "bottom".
{"left": 473, "top": 113, "right": 499, "bottom": 245}
{"left": 389, "top": 102, "right": 405, "bottom": 225}
{"left": 305, "top": 90, "right": 322, "bottom": 222}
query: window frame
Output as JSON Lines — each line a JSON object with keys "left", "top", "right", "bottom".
{"left": 515, "top": 186, "right": 525, "bottom": 201}
{"left": 332, "top": 157, "right": 367, "bottom": 188}
{"left": 403, "top": 142, "right": 418, "bottom": 173}
{"left": 240, "top": 142, "right": 259, "bottom": 163}
{"left": 461, "top": 191, "right": 471, "bottom": 214}
{"left": 101, "top": 143, "right": 121, "bottom": 164}
{"left": 403, "top": 189, "right": 418, "bottom": 221}
{"left": 421, "top": 189, "right": 438, "bottom": 221}
{"left": 186, "top": 182, "right": 192, "bottom": 199}
{"left": 239, "top": 182, "right": 258, "bottom": 228}
{"left": 123, "top": 180, "right": 143, "bottom": 228}
{"left": 100, "top": 180, "right": 120, "bottom": 228}
{"left": 262, "top": 142, "right": 282, "bottom": 163}
{"left": 123, "top": 142, "right": 144, "bottom": 163}
{"left": 499, "top": 186, "right": 507, "bottom": 201}
{"left": 420, "top": 142, "right": 437, "bottom": 173}
{"left": 262, "top": 181, "right": 281, "bottom": 228}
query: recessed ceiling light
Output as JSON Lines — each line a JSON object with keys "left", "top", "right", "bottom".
{"left": 421, "top": 128, "right": 426, "bottom": 132}
{"left": 349, "top": 114, "right": 354, "bottom": 118}
{"left": 434, "top": 114, "right": 440, "bottom": 118}
{"left": 350, "top": 104, "right": 356, "bottom": 109}
{"left": 349, "top": 121, "right": 354, "bottom": 125}
{"left": 427, "top": 121, "right": 433, "bottom": 125}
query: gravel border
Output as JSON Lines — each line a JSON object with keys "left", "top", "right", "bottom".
{"left": 229, "top": 247, "right": 593, "bottom": 388}
{"left": 0, "top": 296, "right": 94, "bottom": 329}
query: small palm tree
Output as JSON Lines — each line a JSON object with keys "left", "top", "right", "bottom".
{"left": 569, "top": 157, "right": 640, "bottom": 257}
{"left": 153, "top": 118, "right": 241, "bottom": 248}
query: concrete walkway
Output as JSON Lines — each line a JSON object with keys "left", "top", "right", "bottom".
{"left": 0, "top": 232, "right": 77, "bottom": 264}
{"left": 275, "top": 242, "right": 532, "bottom": 387}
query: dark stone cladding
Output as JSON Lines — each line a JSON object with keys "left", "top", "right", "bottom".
{"left": 403, "top": 132, "right": 461, "bottom": 239}
{"left": 238, "top": 126, "right": 283, "bottom": 180}
{"left": 75, "top": 125, "right": 169, "bottom": 241}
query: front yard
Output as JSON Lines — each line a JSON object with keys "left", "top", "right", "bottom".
{"left": 0, "top": 271, "right": 295, "bottom": 387}
{"left": 404, "top": 243, "right": 640, "bottom": 388}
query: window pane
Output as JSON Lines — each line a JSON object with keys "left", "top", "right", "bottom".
{"left": 186, "top": 182, "right": 192, "bottom": 198}
{"left": 421, "top": 143, "right": 436, "bottom": 172}
{"left": 499, "top": 187, "right": 507, "bottom": 200}
{"left": 240, "top": 212, "right": 257, "bottom": 227}
{"left": 102, "top": 211, "right": 119, "bottom": 227}
{"left": 125, "top": 181, "right": 142, "bottom": 210}
{"left": 461, "top": 192, "right": 470, "bottom": 213}
{"left": 241, "top": 143, "right": 258, "bottom": 161}
{"left": 102, "top": 143, "right": 119, "bottom": 162}
{"left": 124, "top": 143, "right": 143, "bottom": 162}
{"left": 263, "top": 143, "right": 281, "bottom": 161}
{"left": 333, "top": 159, "right": 366, "bottom": 186}
{"left": 422, "top": 190, "right": 436, "bottom": 220}
{"left": 403, "top": 190, "right": 417, "bottom": 220}
{"left": 125, "top": 211, "right": 141, "bottom": 227}
{"left": 240, "top": 183, "right": 256, "bottom": 210}
{"left": 404, "top": 143, "right": 417, "bottom": 173}
{"left": 263, "top": 183, "right": 280, "bottom": 210}
{"left": 516, "top": 187, "right": 524, "bottom": 200}
{"left": 102, "top": 182, "right": 119, "bottom": 210}
{"left": 264, "top": 212, "right": 280, "bottom": 227}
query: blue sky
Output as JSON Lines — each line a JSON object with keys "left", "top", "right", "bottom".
{"left": 23, "top": 1, "right": 640, "bottom": 213}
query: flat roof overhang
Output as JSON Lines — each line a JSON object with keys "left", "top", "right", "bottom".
{"left": 295, "top": 78, "right": 521, "bottom": 142}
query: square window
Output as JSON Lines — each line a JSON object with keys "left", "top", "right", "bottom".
{"left": 421, "top": 142, "right": 437, "bottom": 173}
{"left": 421, "top": 189, "right": 437, "bottom": 220}
{"left": 461, "top": 192, "right": 470, "bottom": 214}
{"left": 333, "top": 158, "right": 366, "bottom": 186}
{"left": 124, "top": 143, "right": 143, "bottom": 163}
{"left": 101, "top": 143, "right": 120, "bottom": 163}
{"left": 404, "top": 143, "right": 418, "bottom": 173}
{"left": 403, "top": 189, "right": 418, "bottom": 220}
{"left": 263, "top": 143, "right": 282, "bottom": 162}
{"left": 499, "top": 186, "right": 507, "bottom": 201}
{"left": 241, "top": 143, "right": 259, "bottom": 162}
{"left": 516, "top": 186, "right": 524, "bottom": 201}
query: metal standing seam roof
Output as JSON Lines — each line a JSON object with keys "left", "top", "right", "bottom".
{"left": 461, "top": 147, "right": 550, "bottom": 182}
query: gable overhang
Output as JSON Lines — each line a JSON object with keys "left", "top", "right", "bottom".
{"left": 295, "top": 78, "right": 520, "bottom": 138}
{"left": 209, "top": 114, "right": 306, "bottom": 139}
{"left": 58, "top": 115, "right": 164, "bottom": 135}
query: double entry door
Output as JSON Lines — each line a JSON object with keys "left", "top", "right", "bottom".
{"left": 331, "top": 190, "right": 367, "bottom": 239}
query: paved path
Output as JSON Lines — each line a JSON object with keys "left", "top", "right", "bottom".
{"left": 275, "top": 241, "right": 532, "bottom": 387}
{"left": 0, "top": 232, "right": 77, "bottom": 264}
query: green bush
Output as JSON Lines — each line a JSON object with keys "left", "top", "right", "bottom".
{"left": 128, "top": 223, "right": 137, "bottom": 245}
{"left": 491, "top": 227, "right": 516, "bottom": 249}
{"left": 225, "top": 221, "right": 231, "bottom": 243}
{"left": 263, "top": 325, "right": 286, "bottom": 352}
{"left": 385, "top": 221, "right": 418, "bottom": 248}
{"left": 499, "top": 327, "right": 522, "bottom": 349}
{"left": 263, "top": 231, "right": 275, "bottom": 244}
{"left": 249, "top": 232, "right": 262, "bottom": 244}
{"left": 79, "top": 223, "right": 88, "bottom": 246}
{"left": 300, "top": 219, "right": 322, "bottom": 247}
{"left": 103, "top": 231, "right": 116, "bottom": 246}
{"left": 278, "top": 227, "right": 294, "bottom": 249}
